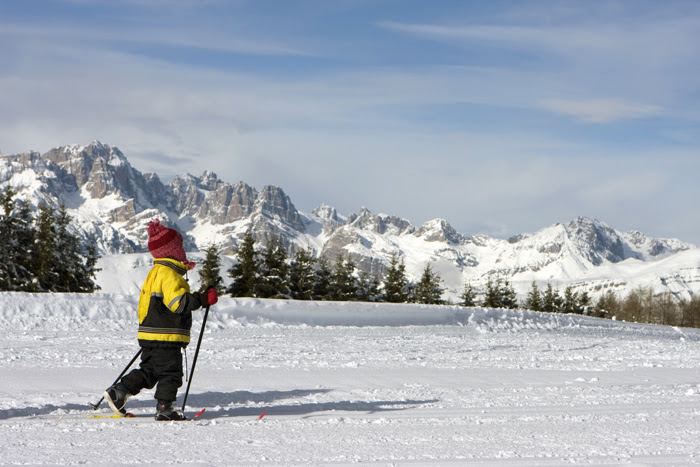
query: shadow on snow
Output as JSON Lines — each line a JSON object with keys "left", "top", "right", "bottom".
{"left": 0, "top": 389, "right": 438, "bottom": 420}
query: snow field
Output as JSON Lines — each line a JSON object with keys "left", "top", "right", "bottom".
{"left": 1, "top": 293, "right": 700, "bottom": 465}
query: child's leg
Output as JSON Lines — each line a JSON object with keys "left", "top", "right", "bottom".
{"left": 121, "top": 348, "right": 158, "bottom": 395}
{"left": 150, "top": 347, "right": 184, "bottom": 402}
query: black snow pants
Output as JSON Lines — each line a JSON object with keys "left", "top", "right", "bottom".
{"left": 121, "top": 346, "right": 183, "bottom": 402}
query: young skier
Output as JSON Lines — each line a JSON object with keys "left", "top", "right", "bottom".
{"left": 104, "top": 219, "right": 218, "bottom": 420}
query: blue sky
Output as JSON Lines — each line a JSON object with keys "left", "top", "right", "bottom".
{"left": 1, "top": 0, "right": 699, "bottom": 245}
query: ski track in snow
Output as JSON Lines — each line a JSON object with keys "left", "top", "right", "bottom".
{"left": 1, "top": 293, "right": 700, "bottom": 465}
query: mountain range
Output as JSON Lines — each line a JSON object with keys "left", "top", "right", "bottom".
{"left": 1, "top": 141, "right": 698, "bottom": 302}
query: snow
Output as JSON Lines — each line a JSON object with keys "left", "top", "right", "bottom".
{"left": 5, "top": 168, "right": 47, "bottom": 199}
{"left": 3, "top": 280, "right": 700, "bottom": 465}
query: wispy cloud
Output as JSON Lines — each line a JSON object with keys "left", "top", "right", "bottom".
{"left": 377, "top": 9, "right": 700, "bottom": 119}
{"left": 377, "top": 10, "right": 700, "bottom": 64}
{"left": 0, "top": 21, "right": 313, "bottom": 58}
{"left": 539, "top": 98, "right": 662, "bottom": 123}
{"left": 377, "top": 22, "right": 608, "bottom": 50}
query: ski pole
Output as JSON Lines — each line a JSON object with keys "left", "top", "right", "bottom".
{"left": 182, "top": 304, "right": 210, "bottom": 412}
{"left": 88, "top": 348, "right": 142, "bottom": 410}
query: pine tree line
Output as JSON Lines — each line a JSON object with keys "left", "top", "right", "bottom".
{"left": 0, "top": 186, "right": 100, "bottom": 293}
{"left": 457, "top": 278, "right": 521, "bottom": 309}
{"left": 198, "top": 230, "right": 700, "bottom": 329}
{"left": 458, "top": 278, "right": 592, "bottom": 313}
{"left": 199, "top": 232, "right": 445, "bottom": 304}
{"left": 523, "top": 281, "right": 591, "bottom": 314}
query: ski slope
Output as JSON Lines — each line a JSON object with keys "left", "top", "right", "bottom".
{"left": 2, "top": 292, "right": 700, "bottom": 465}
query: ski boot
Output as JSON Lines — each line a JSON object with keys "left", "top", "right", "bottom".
{"left": 155, "top": 400, "right": 187, "bottom": 421}
{"left": 104, "top": 382, "right": 131, "bottom": 416}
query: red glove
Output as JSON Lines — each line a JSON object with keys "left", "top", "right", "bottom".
{"left": 202, "top": 288, "right": 218, "bottom": 306}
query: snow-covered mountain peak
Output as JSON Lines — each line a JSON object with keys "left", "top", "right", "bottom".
{"left": 198, "top": 170, "right": 220, "bottom": 190}
{"left": 344, "top": 208, "right": 414, "bottom": 237}
{"left": 48, "top": 141, "right": 128, "bottom": 167}
{"left": 251, "top": 185, "right": 304, "bottom": 231}
{"left": 313, "top": 204, "right": 340, "bottom": 222}
{"left": 171, "top": 170, "right": 220, "bottom": 190}
{"left": 347, "top": 207, "right": 384, "bottom": 233}
{"left": 562, "top": 216, "right": 625, "bottom": 265}
{"left": 621, "top": 229, "right": 693, "bottom": 261}
{"left": 41, "top": 141, "right": 144, "bottom": 202}
{"left": 414, "top": 218, "right": 463, "bottom": 244}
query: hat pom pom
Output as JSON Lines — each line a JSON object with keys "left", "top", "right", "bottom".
{"left": 147, "top": 219, "right": 165, "bottom": 238}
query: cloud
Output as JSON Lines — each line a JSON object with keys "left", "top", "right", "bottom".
{"left": 539, "top": 98, "right": 662, "bottom": 123}
{"left": 378, "top": 9, "right": 700, "bottom": 62}
{"left": 377, "top": 22, "right": 592, "bottom": 50}
{"left": 2, "top": 1, "right": 699, "bottom": 245}
{"left": 0, "top": 21, "right": 312, "bottom": 58}
{"left": 377, "top": 10, "right": 700, "bottom": 110}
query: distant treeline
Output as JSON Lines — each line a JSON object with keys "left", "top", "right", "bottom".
{"left": 0, "top": 186, "right": 100, "bottom": 293}
{"left": 201, "top": 232, "right": 700, "bottom": 329}
{"left": 521, "top": 280, "right": 700, "bottom": 329}
{"left": 593, "top": 286, "right": 700, "bottom": 328}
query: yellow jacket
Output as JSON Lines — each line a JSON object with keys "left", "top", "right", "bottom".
{"left": 136, "top": 258, "right": 203, "bottom": 347}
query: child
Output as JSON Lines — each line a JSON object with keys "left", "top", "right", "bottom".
{"left": 104, "top": 219, "right": 218, "bottom": 420}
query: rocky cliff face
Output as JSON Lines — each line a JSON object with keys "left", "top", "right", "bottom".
{"left": 42, "top": 143, "right": 160, "bottom": 206}
{"left": 565, "top": 216, "right": 626, "bottom": 265}
{"left": 0, "top": 141, "right": 697, "bottom": 301}
{"left": 0, "top": 142, "right": 308, "bottom": 255}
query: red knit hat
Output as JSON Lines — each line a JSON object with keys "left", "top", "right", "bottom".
{"left": 147, "top": 219, "right": 195, "bottom": 270}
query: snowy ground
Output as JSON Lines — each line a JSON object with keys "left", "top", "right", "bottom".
{"left": 2, "top": 293, "right": 700, "bottom": 466}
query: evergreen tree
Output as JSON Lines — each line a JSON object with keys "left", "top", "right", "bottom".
{"left": 481, "top": 278, "right": 501, "bottom": 308}
{"left": 541, "top": 283, "right": 562, "bottom": 313}
{"left": 561, "top": 286, "right": 579, "bottom": 314}
{"left": 51, "top": 204, "right": 100, "bottom": 292}
{"left": 525, "top": 281, "right": 542, "bottom": 311}
{"left": 34, "top": 202, "right": 59, "bottom": 291}
{"left": 227, "top": 231, "right": 258, "bottom": 297}
{"left": 0, "top": 185, "right": 16, "bottom": 290}
{"left": 482, "top": 277, "right": 517, "bottom": 309}
{"left": 81, "top": 234, "right": 101, "bottom": 292}
{"left": 382, "top": 253, "right": 409, "bottom": 303}
{"left": 0, "top": 190, "right": 97, "bottom": 293}
{"left": 414, "top": 262, "right": 444, "bottom": 304}
{"left": 288, "top": 248, "right": 316, "bottom": 300}
{"left": 329, "top": 253, "right": 358, "bottom": 301}
{"left": 15, "top": 201, "right": 37, "bottom": 291}
{"left": 460, "top": 281, "right": 477, "bottom": 307}
{"left": 54, "top": 204, "right": 83, "bottom": 292}
{"left": 256, "top": 236, "right": 289, "bottom": 298}
{"left": 17, "top": 200, "right": 100, "bottom": 293}
{"left": 198, "top": 243, "right": 224, "bottom": 293}
{"left": 312, "top": 256, "right": 333, "bottom": 300}
{"left": 500, "top": 279, "right": 518, "bottom": 309}
{"left": 356, "top": 270, "right": 381, "bottom": 302}
{"left": 0, "top": 186, "right": 36, "bottom": 291}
